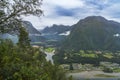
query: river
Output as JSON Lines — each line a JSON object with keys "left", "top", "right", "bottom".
{"left": 45, "top": 52, "right": 55, "bottom": 64}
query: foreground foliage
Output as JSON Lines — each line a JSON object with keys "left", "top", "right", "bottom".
{"left": 0, "top": 39, "right": 71, "bottom": 80}
{"left": 0, "top": 0, "right": 42, "bottom": 33}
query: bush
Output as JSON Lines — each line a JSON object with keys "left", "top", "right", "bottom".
{"left": 0, "top": 39, "right": 71, "bottom": 80}
{"left": 103, "top": 67, "right": 113, "bottom": 73}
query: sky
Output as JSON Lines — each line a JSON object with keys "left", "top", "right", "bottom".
{"left": 23, "top": 0, "right": 120, "bottom": 29}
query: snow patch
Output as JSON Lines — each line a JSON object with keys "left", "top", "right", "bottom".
{"left": 114, "top": 33, "right": 120, "bottom": 37}
{"left": 59, "top": 31, "right": 70, "bottom": 36}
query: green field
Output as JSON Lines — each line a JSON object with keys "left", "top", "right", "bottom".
{"left": 45, "top": 47, "right": 55, "bottom": 53}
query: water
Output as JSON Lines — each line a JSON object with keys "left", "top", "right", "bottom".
{"left": 68, "top": 71, "right": 120, "bottom": 80}
{"left": 73, "top": 78, "right": 120, "bottom": 80}
{"left": 45, "top": 52, "right": 54, "bottom": 64}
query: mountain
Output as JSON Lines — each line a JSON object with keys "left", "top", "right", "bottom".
{"left": 22, "top": 21, "right": 46, "bottom": 42}
{"left": 41, "top": 24, "right": 71, "bottom": 41}
{"left": 61, "top": 16, "right": 120, "bottom": 51}
{"left": 41, "top": 24, "right": 71, "bottom": 34}
{"left": 40, "top": 24, "right": 72, "bottom": 47}
{"left": 0, "top": 33, "right": 18, "bottom": 43}
{"left": 0, "top": 21, "right": 46, "bottom": 44}
{"left": 23, "top": 21, "right": 41, "bottom": 35}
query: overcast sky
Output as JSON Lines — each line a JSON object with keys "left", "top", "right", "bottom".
{"left": 23, "top": 0, "right": 120, "bottom": 29}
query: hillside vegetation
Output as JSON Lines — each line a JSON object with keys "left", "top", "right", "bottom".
{"left": 61, "top": 16, "right": 120, "bottom": 51}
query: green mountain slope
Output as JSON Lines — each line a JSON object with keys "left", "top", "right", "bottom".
{"left": 61, "top": 16, "right": 120, "bottom": 51}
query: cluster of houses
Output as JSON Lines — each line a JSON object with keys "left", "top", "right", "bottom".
{"left": 60, "top": 62, "right": 120, "bottom": 71}
{"left": 100, "top": 62, "right": 120, "bottom": 69}
{"left": 60, "top": 63, "right": 100, "bottom": 71}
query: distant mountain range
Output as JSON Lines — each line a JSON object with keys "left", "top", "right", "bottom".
{"left": 41, "top": 24, "right": 72, "bottom": 41}
{"left": 2, "top": 16, "right": 120, "bottom": 50}
{"left": 23, "top": 21, "right": 41, "bottom": 35}
{"left": 61, "top": 16, "right": 120, "bottom": 51}
{"left": 0, "top": 21, "right": 46, "bottom": 43}
{"left": 41, "top": 24, "right": 71, "bottom": 34}
{"left": 23, "top": 21, "right": 45, "bottom": 42}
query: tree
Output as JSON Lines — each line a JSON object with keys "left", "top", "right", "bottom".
{"left": 0, "top": 0, "right": 43, "bottom": 33}
{"left": 103, "top": 67, "right": 113, "bottom": 73}
{"left": 69, "top": 63, "right": 73, "bottom": 70}
{"left": 0, "top": 40, "right": 72, "bottom": 80}
{"left": 18, "top": 26, "right": 30, "bottom": 48}
{"left": 0, "top": 1, "right": 73, "bottom": 80}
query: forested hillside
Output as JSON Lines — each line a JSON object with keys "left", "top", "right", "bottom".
{"left": 53, "top": 16, "right": 120, "bottom": 66}
{"left": 61, "top": 16, "right": 120, "bottom": 51}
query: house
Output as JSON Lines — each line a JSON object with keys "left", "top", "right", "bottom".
{"left": 72, "top": 63, "right": 82, "bottom": 70}
{"left": 100, "top": 62, "right": 120, "bottom": 69}
{"left": 60, "top": 64, "right": 70, "bottom": 70}
{"left": 83, "top": 64, "right": 93, "bottom": 70}
{"left": 32, "top": 45, "right": 40, "bottom": 48}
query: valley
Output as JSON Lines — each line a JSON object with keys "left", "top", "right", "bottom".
{"left": 41, "top": 16, "right": 120, "bottom": 80}
{"left": 44, "top": 47, "right": 120, "bottom": 80}
{"left": 2, "top": 0, "right": 120, "bottom": 80}
{"left": 2, "top": 16, "right": 120, "bottom": 80}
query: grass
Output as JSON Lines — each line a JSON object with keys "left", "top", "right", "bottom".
{"left": 103, "top": 53, "right": 113, "bottom": 59}
{"left": 95, "top": 74, "right": 117, "bottom": 78}
{"left": 45, "top": 47, "right": 55, "bottom": 53}
{"left": 113, "top": 68, "right": 120, "bottom": 73}
{"left": 80, "top": 53, "right": 97, "bottom": 58}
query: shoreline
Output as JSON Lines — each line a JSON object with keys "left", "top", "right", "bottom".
{"left": 67, "top": 71, "right": 120, "bottom": 80}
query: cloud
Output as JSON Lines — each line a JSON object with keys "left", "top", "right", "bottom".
{"left": 22, "top": 0, "right": 120, "bottom": 29}
{"left": 45, "top": 0, "right": 84, "bottom": 9}
{"left": 22, "top": 16, "right": 42, "bottom": 28}
{"left": 55, "top": 6, "right": 76, "bottom": 16}
{"left": 39, "top": 16, "right": 79, "bottom": 28}
{"left": 101, "top": 3, "right": 120, "bottom": 18}
{"left": 83, "top": 0, "right": 110, "bottom": 10}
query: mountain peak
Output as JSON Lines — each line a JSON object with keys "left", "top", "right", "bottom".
{"left": 62, "top": 16, "right": 120, "bottom": 51}
{"left": 79, "top": 16, "right": 108, "bottom": 22}
{"left": 22, "top": 21, "right": 41, "bottom": 35}
{"left": 81, "top": 16, "right": 107, "bottom": 22}
{"left": 85, "top": 16, "right": 106, "bottom": 19}
{"left": 76, "top": 16, "right": 108, "bottom": 25}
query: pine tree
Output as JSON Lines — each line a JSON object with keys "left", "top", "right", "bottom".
{"left": 18, "top": 27, "right": 30, "bottom": 48}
